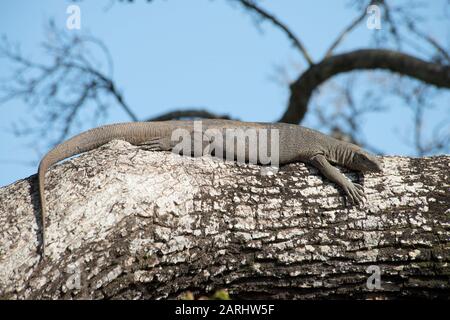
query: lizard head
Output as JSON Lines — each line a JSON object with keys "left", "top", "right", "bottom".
{"left": 351, "top": 148, "right": 383, "bottom": 172}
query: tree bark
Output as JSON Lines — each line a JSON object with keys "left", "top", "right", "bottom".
{"left": 0, "top": 140, "right": 448, "bottom": 299}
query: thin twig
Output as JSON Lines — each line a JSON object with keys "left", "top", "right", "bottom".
{"left": 324, "top": 2, "right": 375, "bottom": 58}
{"left": 237, "top": 0, "right": 313, "bottom": 65}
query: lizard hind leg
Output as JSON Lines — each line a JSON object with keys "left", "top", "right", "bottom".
{"left": 137, "top": 136, "right": 173, "bottom": 152}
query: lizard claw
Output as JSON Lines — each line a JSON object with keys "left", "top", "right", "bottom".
{"left": 138, "top": 137, "right": 173, "bottom": 152}
{"left": 343, "top": 182, "right": 366, "bottom": 207}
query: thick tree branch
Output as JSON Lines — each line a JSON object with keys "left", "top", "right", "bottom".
{"left": 280, "top": 49, "right": 450, "bottom": 124}
{"left": 0, "top": 140, "right": 448, "bottom": 299}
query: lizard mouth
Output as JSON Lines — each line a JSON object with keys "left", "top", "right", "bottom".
{"left": 371, "top": 158, "right": 383, "bottom": 172}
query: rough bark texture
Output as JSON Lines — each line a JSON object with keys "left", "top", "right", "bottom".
{"left": 0, "top": 140, "right": 449, "bottom": 299}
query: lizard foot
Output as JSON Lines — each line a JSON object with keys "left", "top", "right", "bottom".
{"left": 342, "top": 182, "right": 366, "bottom": 206}
{"left": 138, "top": 137, "right": 173, "bottom": 152}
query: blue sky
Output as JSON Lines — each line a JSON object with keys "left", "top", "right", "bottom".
{"left": 0, "top": 0, "right": 448, "bottom": 186}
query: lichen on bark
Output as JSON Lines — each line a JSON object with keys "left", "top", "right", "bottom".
{"left": 0, "top": 140, "right": 448, "bottom": 299}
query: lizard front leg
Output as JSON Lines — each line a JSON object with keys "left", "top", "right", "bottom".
{"left": 310, "top": 154, "right": 366, "bottom": 205}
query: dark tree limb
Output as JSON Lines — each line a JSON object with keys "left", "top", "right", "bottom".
{"left": 280, "top": 49, "right": 450, "bottom": 124}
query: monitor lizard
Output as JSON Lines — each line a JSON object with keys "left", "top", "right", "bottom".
{"left": 37, "top": 119, "right": 382, "bottom": 255}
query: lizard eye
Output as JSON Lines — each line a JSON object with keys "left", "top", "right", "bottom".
{"left": 353, "top": 152, "right": 371, "bottom": 168}
{"left": 359, "top": 153, "right": 369, "bottom": 161}
{"left": 356, "top": 152, "right": 382, "bottom": 171}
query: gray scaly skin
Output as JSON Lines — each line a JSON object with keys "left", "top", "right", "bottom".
{"left": 38, "top": 119, "right": 382, "bottom": 255}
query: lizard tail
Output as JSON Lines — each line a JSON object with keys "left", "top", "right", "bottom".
{"left": 37, "top": 130, "right": 103, "bottom": 255}
{"left": 37, "top": 121, "right": 159, "bottom": 255}
{"left": 38, "top": 162, "right": 47, "bottom": 255}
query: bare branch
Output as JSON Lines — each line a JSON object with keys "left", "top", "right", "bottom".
{"left": 312, "top": 74, "right": 386, "bottom": 154}
{"left": 391, "top": 80, "right": 449, "bottom": 156}
{"left": 236, "top": 0, "right": 314, "bottom": 65}
{"left": 325, "top": 0, "right": 379, "bottom": 58}
{"left": 280, "top": 49, "right": 450, "bottom": 124}
{"left": 108, "top": 82, "right": 139, "bottom": 121}
{"left": 147, "top": 109, "right": 232, "bottom": 121}
{"left": 406, "top": 22, "right": 450, "bottom": 65}
{"left": 378, "top": 0, "right": 402, "bottom": 48}
{"left": 0, "top": 22, "right": 138, "bottom": 146}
